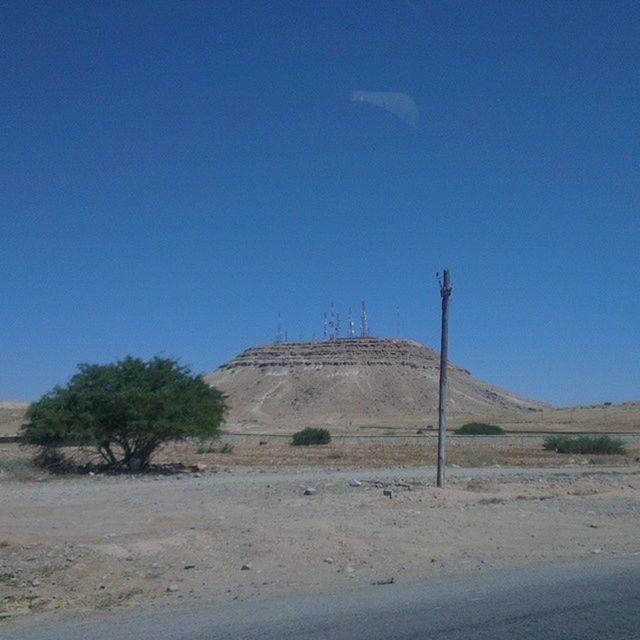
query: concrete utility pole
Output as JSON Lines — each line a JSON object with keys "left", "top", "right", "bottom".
{"left": 437, "top": 269, "right": 452, "bottom": 488}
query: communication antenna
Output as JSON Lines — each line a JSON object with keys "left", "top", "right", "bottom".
{"left": 275, "top": 313, "right": 283, "bottom": 344}
{"left": 328, "top": 302, "right": 338, "bottom": 340}
{"left": 323, "top": 312, "right": 328, "bottom": 340}
{"left": 336, "top": 312, "right": 341, "bottom": 338}
{"left": 360, "top": 300, "right": 369, "bottom": 337}
{"left": 396, "top": 305, "right": 401, "bottom": 337}
{"left": 348, "top": 309, "right": 355, "bottom": 337}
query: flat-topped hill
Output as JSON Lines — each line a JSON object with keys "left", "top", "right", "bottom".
{"left": 205, "top": 339, "right": 546, "bottom": 429}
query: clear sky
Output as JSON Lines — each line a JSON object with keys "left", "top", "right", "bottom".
{"left": 2, "top": 1, "right": 639, "bottom": 406}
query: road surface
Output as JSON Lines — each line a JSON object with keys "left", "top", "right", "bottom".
{"left": 7, "top": 556, "right": 640, "bottom": 639}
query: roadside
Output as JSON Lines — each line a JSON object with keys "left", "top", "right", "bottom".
{"left": 2, "top": 462, "right": 639, "bottom": 628}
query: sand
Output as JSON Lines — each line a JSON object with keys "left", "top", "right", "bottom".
{"left": 1, "top": 446, "right": 639, "bottom": 627}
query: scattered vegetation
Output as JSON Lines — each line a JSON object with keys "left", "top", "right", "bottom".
{"left": 291, "top": 427, "right": 331, "bottom": 446}
{"left": 196, "top": 442, "right": 234, "bottom": 454}
{"left": 0, "top": 458, "right": 42, "bottom": 481}
{"left": 455, "top": 422, "right": 505, "bottom": 435}
{"left": 543, "top": 435, "right": 627, "bottom": 455}
{"left": 21, "top": 356, "right": 227, "bottom": 471}
{"left": 416, "top": 425, "right": 434, "bottom": 434}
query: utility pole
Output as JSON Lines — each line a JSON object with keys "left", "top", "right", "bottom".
{"left": 437, "top": 269, "right": 452, "bottom": 488}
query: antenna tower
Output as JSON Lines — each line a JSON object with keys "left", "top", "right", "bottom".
{"left": 348, "top": 309, "right": 355, "bottom": 337}
{"left": 327, "top": 303, "right": 338, "bottom": 340}
{"left": 360, "top": 300, "right": 369, "bottom": 337}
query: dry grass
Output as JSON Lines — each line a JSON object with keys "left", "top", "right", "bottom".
{"left": 0, "top": 457, "right": 42, "bottom": 481}
{"left": 3, "top": 402, "right": 640, "bottom": 438}
{"left": 1, "top": 433, "right": 636, "bottom": 479}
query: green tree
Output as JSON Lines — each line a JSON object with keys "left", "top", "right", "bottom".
{"left": 21, "top": 356, "right": 227, "bottom": 470}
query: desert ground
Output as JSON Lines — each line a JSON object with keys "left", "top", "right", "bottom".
{"left": 1, "top": 420, "right": 639, "bottom": 634}
{"left": 3, "top": 401, "right": 640, "bottom": 437}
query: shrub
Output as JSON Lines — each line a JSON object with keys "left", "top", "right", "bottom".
{"left": 543, "top": 435, "right": 627, "bottom": 455}
{"left": 291, "top": 427, "right": 331, "bottom": 446}
{"left": 455, "top": 422, "right": 505, "bottom": 435}
{"left": 0, "top": 458, "right": 42, "bottom": 481}
{"left": 21, "top": 356, "right": 227, "bottom": 471}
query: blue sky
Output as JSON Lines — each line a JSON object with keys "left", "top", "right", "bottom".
{"left": 2, "top": 1, "right": 639, "bottom": 405}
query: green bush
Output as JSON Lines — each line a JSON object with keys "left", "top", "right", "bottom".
{"left": 291, "top": 427, "right": 331, "bottom": 446}
{"left": 543, "top": 435, "right": 627, "bottom": 455}
{"left": 22, "top": 356, "right": 227, "bottom": 471}
{"left": 455, "top": 422, "right": 505, "bottom": 435}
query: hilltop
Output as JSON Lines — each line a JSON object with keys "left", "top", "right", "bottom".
{"left": 205, "top": 338, "right": 546, "bottom": 429}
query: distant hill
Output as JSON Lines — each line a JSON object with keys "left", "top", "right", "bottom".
{"left": 0, "top": 401, "right": 29, "bottom": 436}
{"left": 0, "top": 400, "right": 29, "bottom": 411}
{"left": 205, "top": 338, "right": 547, "bottom": 429}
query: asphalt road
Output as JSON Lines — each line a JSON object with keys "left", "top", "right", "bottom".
{"left": 7, "top": 556, "right": 640, "bottom": 640}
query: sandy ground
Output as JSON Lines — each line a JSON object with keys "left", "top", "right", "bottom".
{"left": 3, "top": 401, "right": 640, "bottom": 437}
{"left": 1, "top": 437, "right": 639, "bottom": 630}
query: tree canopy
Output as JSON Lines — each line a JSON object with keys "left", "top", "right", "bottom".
{"left": 21, "top": 356, "right": 227, "bottom": 470}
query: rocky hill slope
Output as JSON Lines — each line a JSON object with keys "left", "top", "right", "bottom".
{"left": 205, "top": 339, "right": 545, "bottom": 428}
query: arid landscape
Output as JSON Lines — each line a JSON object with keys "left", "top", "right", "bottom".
{"left": 1, "top": 339, "right": 639, "bottom": 632}
{"left": 2, "top": 458, "right": 640, "bottom": 633}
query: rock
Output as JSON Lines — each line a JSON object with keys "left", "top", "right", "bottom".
{"left": 259, "top": 440, "right": 268, "bottom": 445}
{"left": 383, "top": 489, "right": 394, "bottom": 499}
{"left": 371, "top": 577, "right": 395, "bottom": 585}
{"left": 349, "top": 479, "right": 362, "bottom": 487}
{"left": 191, "top": 463, "right": 208, "bottom": 472}
{"left": 323, "top": 557, "right": 335, "bottom": 564}
{"left": 30, "top": 578, "right": 40, "bottom": 587}
{"left": 592, "top": 548, "right": 603, "bottom": 555}
{"left": 304, "top": 487, "right": 317, "bottom": 496}
{"left": 241, "top": 563, "right": 252, "bottom": 571}
{"left": 183, "top": 564, "right": 195, "bottom": 570}
{"left": 166, "top": 584, "right": 179, "bottom": 592}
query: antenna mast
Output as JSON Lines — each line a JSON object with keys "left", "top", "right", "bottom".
{"left": 327, "top": 302, "right": 338, "bottom": 340}
{"left": 360, "top": 300, "right": 369, "bottom": 337}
